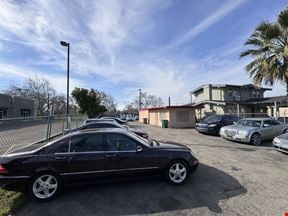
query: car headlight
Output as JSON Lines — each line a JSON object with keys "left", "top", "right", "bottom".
{"left": 273, "top": 137, "right": 280, "bottom": 144}
{"left": 208, "top": 124, "right": 217, "bottom": 127}
{"left": 237, "top": 130, "right": 248, "bottom": 135}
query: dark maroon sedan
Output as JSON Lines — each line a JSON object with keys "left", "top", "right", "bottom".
{"left": 0, "top": 129, "right": 199, "bottom": 201}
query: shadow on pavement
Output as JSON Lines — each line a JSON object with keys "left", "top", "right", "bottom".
{"left": 16, "top": 164, "right": 247, "bottom": 216}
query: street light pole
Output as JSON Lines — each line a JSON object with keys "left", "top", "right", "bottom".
{"left": 139, "top": 89, "right": 142, "bottom": 110}
{"left": 60, "top": 41, "right": 70, "bottom": 128}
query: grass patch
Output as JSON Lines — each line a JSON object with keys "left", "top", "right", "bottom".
{"left": 0, "top": 187, "right": 26, "bottom": 216}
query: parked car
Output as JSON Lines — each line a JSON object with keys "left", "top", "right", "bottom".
{"left": 100, "top": 116, "right": 128, "bottom": 125}
{"left": 195, "top": 115, "right": 240, "bottom": 135}
{"left": 64, "top": 121, "right": 149, "bottom": 138}
{"left": 83, "top": 118, "right": 116, "bottom": 124}
{"left": 0, "top": 129, "right": 199, "bottom": 201}
{"left": 272, "top": 133, "right": 288, "bottom": 154}
{"left": 126, "top": 116, "right": 135, "bottom": 121}
{"left": 220, "top": 118, "right": 288, "bottom": 145}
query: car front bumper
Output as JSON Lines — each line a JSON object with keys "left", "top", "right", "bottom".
{"left": 220, "top": 131, "right": 250, "bottom": 143}
{"left": 273, "top": 142, "right": 288, "bottom": 153}
{"left": 195, "top": 126, "right": 218, "bottom": 135}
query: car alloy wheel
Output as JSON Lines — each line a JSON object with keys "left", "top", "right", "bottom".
{"left": 29, "top": 173, "right": 62, "bottom": 201}
{"left": 166, "top": 161, "right": 189, "bottom": 185}
{"left": 251, "top": 133, "right": 261, "bottom": 146}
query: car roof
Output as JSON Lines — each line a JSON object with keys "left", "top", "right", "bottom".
{"left": 85, "top": 121, "right": 118, "bottom": 126}
{"left": 240, "top": 117, "right": 273, "bottom": 121}
{"left": 85, "top": 118, "right": 115, "bottom": 122}
{"left": 70, "top": 128, "right": 127, "bottom": 136}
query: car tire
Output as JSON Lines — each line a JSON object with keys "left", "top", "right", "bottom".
{"left": 250, "top": 133, "right": 262, "bottom": 146}
{"left": 165, "top": 160, "right": 190, "bottom": 186}
{"left": 28, "top": 172, "right": 63, "bottom": 201}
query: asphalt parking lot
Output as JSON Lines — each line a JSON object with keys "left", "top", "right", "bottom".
{"left": 16, "top": 122, "right": 288, "bottom": 216}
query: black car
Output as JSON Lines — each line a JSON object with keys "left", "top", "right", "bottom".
{"left": 83, "top": 118, "right": 116, "bottom": 124}
{"left": 100, "top": 117, "right": 128, "bottom": 125}
{"left": 64, "top": 121, "right": 149, "bottom": 138}
{"left": 195, "top": 115, "right": 240, "bottom": 135}
{"left": 0, "top": 129, "right": 198, "bottom": 201}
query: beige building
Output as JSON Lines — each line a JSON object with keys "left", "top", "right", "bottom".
{"left": 139, "top": 105, "right": 196, "bottom": 128}
{"left": 190, "top": 84, "right": 288, "bottom": 120}
{"left": 190, "top": 84, "right": 273, "bottom": 119}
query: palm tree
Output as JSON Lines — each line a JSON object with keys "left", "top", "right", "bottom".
{"left": 240, "top": 7, "right": 288, "bottom": 95}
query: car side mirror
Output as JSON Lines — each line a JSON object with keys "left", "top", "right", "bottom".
{"left": 263, "top": 124, "right": 270, "bottom": 128}
{"left": 233, "top": 122, "right": 237, "bottom": 125}
{"left": 136, "top": 146, "right": 143, "bottom": 153}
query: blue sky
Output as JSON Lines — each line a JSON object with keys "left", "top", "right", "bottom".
{"left": 0, "top": 0, "right": 287, "bottom": 109}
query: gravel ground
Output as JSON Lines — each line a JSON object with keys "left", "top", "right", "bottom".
{"left": 15, "top": 122, "right": 288, "bottom": 216}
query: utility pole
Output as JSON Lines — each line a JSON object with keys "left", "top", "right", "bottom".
{"left": 168, "top": 97, "right": 171, "bottom": 106}
{"left": 139, "top": 89, "right": 142, "bottom": 110}
{"left": 47, "top": 93, "right": 50, "bottom": 114}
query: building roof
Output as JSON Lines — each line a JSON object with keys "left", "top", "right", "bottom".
{"left": 242, "top": 96, "right": 288, "bottom": 105}
{"left": 194, "top": 96, "right": 288, "bottom": 106}
{"left": 190, "top": 84, "right": 272, "bottom": 94}
{"left": 139, "top": 104, "right": 197, "bottom": 111}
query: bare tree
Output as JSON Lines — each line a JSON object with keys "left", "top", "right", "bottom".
{"left": 126, "top": 92, "right": 164, "bottom": 111}
{"left": 4, "top": 77, "right": 54, "bottom": 115}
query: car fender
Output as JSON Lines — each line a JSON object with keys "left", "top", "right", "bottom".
{"left": 247, "top": 129, "right": 261, "bottom": 142}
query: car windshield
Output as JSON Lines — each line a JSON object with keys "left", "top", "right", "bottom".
{"left": 236, "top": 119, "right": 262, "bottom": 127}
{"left": 203, "top": 115, "right": 223, "bottom": 123}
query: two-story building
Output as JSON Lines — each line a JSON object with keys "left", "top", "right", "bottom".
{"left": 190, "top": 84, "right": 278, "bottom": 119}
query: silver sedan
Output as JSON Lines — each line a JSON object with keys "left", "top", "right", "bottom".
{"left": 220, "top": 118, "right": 288, "bottom": 145}
{"left": 273, "top": 133, "right": 288, "bottom": 153}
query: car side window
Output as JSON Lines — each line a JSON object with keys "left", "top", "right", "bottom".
{"left": 54, "top": 139, "right": 70, "bottom": 153}
{"left": 106, "top": 133, "right": 137, "bottom": 151}
{"left": 271, "top": 120, "right": 281, "bottom": 125}
{"left": 70, "top": 134, "right": 104, "bottom": 152}
{"left": 102, "top": 124, "right": 117, "bottom": 128}
{"left": 263, "top": 120, "right": 273, "bottom": 127}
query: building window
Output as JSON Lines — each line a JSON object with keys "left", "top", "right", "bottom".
{"left": 0, "top": 108, "right": 7, "bottom": 119}
{"left": 257, "top": 91, "right": 260, "bottom": 98}
{"left": 228, "top": 89, "right": 233, "bottom": 96}
{"left": 21, "top": 109, "right": 31, "bottom": 117}
{"left": 176, "top": 110, "right": 189, "bottom": 122}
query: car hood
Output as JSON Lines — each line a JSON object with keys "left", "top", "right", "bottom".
{"left": 128, "top": 128, "right": 147, "bottom": 134}
{"left": 276, "top": 133, "right": 288, "bottom": 140}
{"left": 222, "top": 124, "right": 257, "bottom": 131}
{"left": 152, "top": 140, "right": 190, "bottom": 151}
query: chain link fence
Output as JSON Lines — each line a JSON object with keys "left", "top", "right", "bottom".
{"left": 0, "top": 114, "right": 86, "bottom": 154}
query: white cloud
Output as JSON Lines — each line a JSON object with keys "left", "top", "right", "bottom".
{"left": 0, "top": 63, "right": 85, "bottom": 94}
{"left": 167, "top": 0, "right": 249, "bottom": 48}
{"left": 0, "top": 0, "right": 285, "bottom": 109}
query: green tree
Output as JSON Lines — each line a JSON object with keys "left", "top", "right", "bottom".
{"left": 72, "top": 88, "right": 106, "bottom": 118}
{"left": 240, "top": 7, "right": 288, "bottom": 95}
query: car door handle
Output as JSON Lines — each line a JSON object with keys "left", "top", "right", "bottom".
{"left": 105, "top": 154, "right": 117, "bottom": 158}
{"left": 54, "top": 156, "right": 68, "bottom": 160}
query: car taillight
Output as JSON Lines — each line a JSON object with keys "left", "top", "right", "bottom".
{"left": 0, "top": 165, "right": 8, "bottom": 174}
